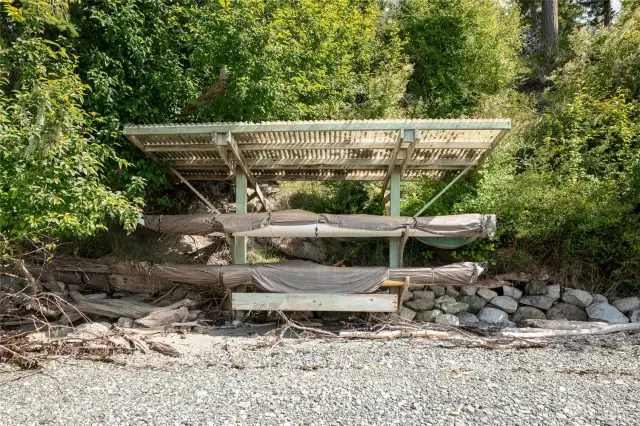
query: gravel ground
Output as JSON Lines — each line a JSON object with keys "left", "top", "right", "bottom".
{"left": 1, "top": 330, "right": 639, "bottom": 425}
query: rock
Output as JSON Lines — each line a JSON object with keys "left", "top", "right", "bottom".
{"left": 629, "top": 310, "right": 640, "bottom": 323}
{"left": 400, "top": 307, "right": 416, "bottom": 322}
{"left": 116, "top": 317, "right": 134, "bottom": 328}
{"left": 489, "top": 296, "right": 518, "bottom": 314}
{"left": 459, "top": 295, "right": 487, "bottom": 314}
{"left": 434, "top": 295, "right": 456, "bottom": 308}
{"left": 519, "top": 295, "right": 555, "bottom": 310}
{"left": 405, "top": 298, "right": 435, "bottom": 312}
{"left": 108, "top": 336, "right": 131, "bottom": 349}
{"left": 402, "top": 291, "right": 413, "bottom": 302}
{"left": 586, "top": 303, "right": 629, "bottom": 324}
{"left": 432, "top": 286, "right": 446, "bottom": 297}
{"left": 270, "top": 237, "right": 328, "bottom": 263}
{"left": 419, "top": 309, "right": 441, "bottom": 323}
{"left": 440, "top": 302, "right": 469, "bottom": 315}
{"left": 502, "top": 286, "right": 523, "bottom": 300}
{"left": 460, "top": 285, "right": 477, "bottom": 296}
{"left": 592, "top": 294, "right": 608, "bottom": 304}
{"left": 477, "top": 288, "right": 498, "bottom": 302}
{"left": 85, "top": 293, "right": 108, "bottom": 301}
{"left": 525, "top": 280, "right": 547, "bottom": 295}
{"left": 70, "top": 322, "right": 111, "bottom": 339}
{"left": 512, "top": 307, "right": 546, "bottom": 325}
{"left": 546, "top": 284, "right": 561, "bottom": 301}
{"left": 477, "top": 307, "right": 509, "bottom": 325}
{"left": 545, "top": 303, "right": 588, "bottom": 321}
{"left": 456, "top": 312, "right": 479, "bottom": 325}
{"left": 611, "top": 297, "right": 640, "bottom": 314}
{"left": 435, "top": 314, "right": 459, "bottom": 326}
{"left": 412, "top": 290, "right": 435, "bottom": 300}
{"left": 445, "top": 286, "right": 460, "bottom": 298}
{"left": 561, "top": 289, "right": 593, "bottom": 308}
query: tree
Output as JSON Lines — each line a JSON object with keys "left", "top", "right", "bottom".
{"left": 397, "top": 0, "right": 524, "bottom": 118}
{"left": 543, "top": 0, "right": 559, "bottom": 52}
{"left": 0, "top": 1, "right": 142, "bottom": 263}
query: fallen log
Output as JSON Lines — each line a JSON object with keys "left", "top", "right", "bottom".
{"left": 135, "top": 306, "right": 198, "bottom": 328}
{"left": 524, "top": 319, "right": 608, "bottom": 330}
{"left": 499, "top": 323, "right": 640, "bottom": 339}
{"left": 68, "top": 292, "right": 195, "bottom": 320}
{"left": 339, "top": 330, "right": 449, "bottom": 340}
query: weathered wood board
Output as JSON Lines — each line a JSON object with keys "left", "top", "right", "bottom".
{"left": 232, "top": 293, "right": 398, "bottom": 312}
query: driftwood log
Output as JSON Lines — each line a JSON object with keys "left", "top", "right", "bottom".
{"left": 339, "top": 330, "right": 449, "bottom": 339}
{"left": 524, "top": 319, "right": 608, "bottom": 330}
{"left": 68, "top": 292, "right": 196, "bottom": 320}
{"left": 499, "top": 323, "right": 640, "bottom": 339}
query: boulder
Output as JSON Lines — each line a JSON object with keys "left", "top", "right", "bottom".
{"left": 456, "top": 312, "right": 479, "bottom": 325}
{"left": 402, "top": 291, "right": 413, "bottom": 302}
{"left": 546, "top": 284, "right": 561, "bottom": 301}
{"left": 562, "top": 289, "right": 593, "bottom": 308}
{"left": 495, "top": 272, "right": 530, "bottom": 282}
{"left": 394, "top": 306, "right": 416, "bottom": 322}
{"left": 405, "top": 298, "right": 435, "bottom": 313}
{"left": 434, "top": 295, "right": 457, "bottom": 308}
{"left": 412, "top": 290, "right": 435, "bottom": 300}
{"left": 512, "top": 306, "right": 546, "bottom": 325}
{"left": 502, "top": 286, "right": 523, "bottom": 300}
{"left": 445, "top": 286, "right": 460, "bottom": 298}
{"left": 477, "top": 307, "right": 509, "bottom": 325}
{"left": 545, "top": 303, "right": 588, "bottom": 321}
{"left": 418, "top": 309, "right": 442, "bottom": 323}
{"left": 459, "top": 295, "right": 487, "bottom": 314}
{"left": 441, "top": 302, "right": 469, "bottom": 315}
{"left": 525, "top": 280, "right": 547, "bottom": 295}
{"left": 116, "top": 317, "right": 134, "bottom": 328}
{"left": 519, "top": 295, "right": 555, "bottom": 310}
{"left": 490, "top": 296, "right": 518, "bottom": 314}
{"left": 592, "top": 294, "right": 608, "bottom": 304}
{"left": 586, "top": 303, "right": 629, "bottom": 324}
{"left": 435, "top": 314, "right": 459, "bottom": 326}
{"left": 629, "top": 310, "right": 640, "bottom": 323}
{"left": 432, "top": 286, "right": 446, "bottom": 297}
{"left": 611, "top": 297, "right": 640, "bottom": 314}
{"left": 460, "top": 285, "right": 477, "bottom": 296}
{"left": 477, "top": 288, "right": 498, "bottom": 302}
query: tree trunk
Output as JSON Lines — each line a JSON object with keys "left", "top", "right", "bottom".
{"left": 531, "top": 0, "right": 538, "bottom": 37}
{"left": 542, "top": 0, "right": 558, "bottom": 52}
{"left": 603, "top": 0, "right": 612, "bottom": 27}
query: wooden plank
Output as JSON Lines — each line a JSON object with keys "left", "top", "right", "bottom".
{"left": 232, "top": 293, "right": 398, "bottom": 312}
{"left": 124, "top": 119, "right": 512, "bottom": 136}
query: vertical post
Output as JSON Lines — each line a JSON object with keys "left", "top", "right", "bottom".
{"left": 388, "top": 167, "right": 402, "bottom": 308}
{"left": 233, "top": 166, "right": 247, "bottom": 319}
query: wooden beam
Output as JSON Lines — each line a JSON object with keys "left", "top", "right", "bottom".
{"left": 231, "top": 293, "right": 398, "bottom": 312}
{"left": 170, "top": 158, "right": 478, "bottom": 169}
{"left": 413, "top": 165, "right": 473, "bottom": 218}
{"left": 398, "top": 130, "right": 418, "bottom": 180}
{"left": 214, "top": 133, "right": 235, "bottom": 175}
{"left": 380, "top": 131, "right": 405, "bottom": 193}
{"left": 144, "top": 141, "right": 493, "bottom": 152}
{"left": 124, "top": 119, "right": 512, "bottom": 136}
{"left": 233, "top": 168, "right": 247, "bottom": 320}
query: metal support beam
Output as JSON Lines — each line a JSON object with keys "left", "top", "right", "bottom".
{"left": 387, "top": 167, "right": 402, "bottom": 309}
{"left": 413, "top": 165, "right": 473, "bottom": 218}
{"left": 168, "top": 167, "right": 221, "bottom": 215}
{"left": 380, "top": 131, "right": 404, "bottom": 199}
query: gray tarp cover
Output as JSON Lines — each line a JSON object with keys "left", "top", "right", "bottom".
{"left": 141, "top": 210, "right": 496, "bottom": 240}
{"left": 120, "top": 261, "right": 483, "bottom": 293}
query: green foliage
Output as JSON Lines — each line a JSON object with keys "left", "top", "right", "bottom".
{"left": 188, "top": 0, "right": 408, "bottom": 121}
{"left": 398, "top": 0, "right": 524, "bottom": 118}
{"left": 0, "top": 0, "right": 142, "bottom": 258}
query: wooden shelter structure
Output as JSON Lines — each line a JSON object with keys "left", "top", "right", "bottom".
{"left": 124, "top": 119, "right": 510, "bottom": 313}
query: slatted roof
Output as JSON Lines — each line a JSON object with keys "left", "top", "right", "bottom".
{"left": 123, "top": 119, "right": 510, "bottom": 182}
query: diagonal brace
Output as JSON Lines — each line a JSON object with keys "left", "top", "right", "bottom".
{"left": 413, "top": 165, "right": 473, "bottom": 218}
